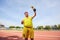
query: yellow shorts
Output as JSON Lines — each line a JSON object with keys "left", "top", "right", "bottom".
{"left": 23, "top": 27, "right": 34, "bottom": 38}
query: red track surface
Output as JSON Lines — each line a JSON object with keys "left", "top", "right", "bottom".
{"left": 0, "top": 30, "right": 60, "bottom": 40}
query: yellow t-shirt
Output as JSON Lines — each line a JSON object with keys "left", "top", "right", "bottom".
{"left": 23, "top": 16, "right": 33, "bottom": 27}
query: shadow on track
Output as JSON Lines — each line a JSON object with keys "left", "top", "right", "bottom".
{"left": 0, "top": 36, "right": 23, "bottom": 40}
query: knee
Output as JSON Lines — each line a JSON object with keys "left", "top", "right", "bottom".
{"left": 31, "top": 38, "right": 34, "bottom": 40}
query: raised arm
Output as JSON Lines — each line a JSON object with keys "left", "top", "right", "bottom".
{"left": 31, "top": 6, "right": 36, "bottom": 19}
{"left": 32, "top": 11, "right": 36, "bottom": 19}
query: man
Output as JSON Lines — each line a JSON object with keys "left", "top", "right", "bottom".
{"left": 21, "top": 6, "right": 36, "bottom": 40}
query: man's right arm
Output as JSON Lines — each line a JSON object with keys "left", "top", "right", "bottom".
{"left": 21, "top": 20, "right": 24, "bottom": 24}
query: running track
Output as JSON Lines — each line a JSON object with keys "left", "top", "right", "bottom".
{"left": 0, "top": 30, "right": 60, "bottom": 40}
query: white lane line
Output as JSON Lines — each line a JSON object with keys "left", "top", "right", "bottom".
{"left": 35, "top": 35, "right": 60, "bottom": 38}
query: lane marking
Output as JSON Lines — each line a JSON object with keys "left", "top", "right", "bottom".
{"left": 35, "top": 35, "right": 60, "bottom": 38}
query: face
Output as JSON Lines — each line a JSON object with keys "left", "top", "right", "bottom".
{"left": 24, "top": 12, "right": 28, "bottom": 17}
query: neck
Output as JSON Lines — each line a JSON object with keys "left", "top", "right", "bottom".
{"left": 26, "top": 16, "right": 28, "bottom": 18}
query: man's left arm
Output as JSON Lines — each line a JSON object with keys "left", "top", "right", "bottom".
{"left": 32, "top": 11, "right": 36, "bottom": 19}
{"left": 32, "top": 8, "right": 36, "bottom": 19}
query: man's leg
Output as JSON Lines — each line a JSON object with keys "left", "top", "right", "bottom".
{"left": 25, "top": 29, "right": 29, "bottom": 40}
{"left": 30, "top": 28, "right": 34, "bottom": 40}
{"left": 23, "top": 27, "right": 28, "bottom": 40}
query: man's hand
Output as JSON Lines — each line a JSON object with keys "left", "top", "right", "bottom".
{"left": 21, "top": 20, "right": 24, "bottom": 24}
{"left": 33, "top": 8, "right": 36, "bottom": 12}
